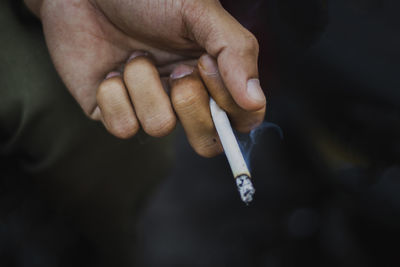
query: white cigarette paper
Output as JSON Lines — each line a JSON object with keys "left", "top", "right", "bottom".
{"left": 209, "top": 98, "right": 255, "bottom": 203}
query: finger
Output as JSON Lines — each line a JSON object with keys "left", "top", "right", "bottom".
{"left": 170, "top": 65, "right": 223, "bottom": 158}
{"left": 183, "top": 1, "right": 266, "bottom": 111}
{"left": 124, "top": 53, "right": 176, "bottom": 137}
{"left": 198, "top": 54, "right": 265, "bottom": 133}
{"left": 96, "top": 72, "right": 140, "bottom": 139}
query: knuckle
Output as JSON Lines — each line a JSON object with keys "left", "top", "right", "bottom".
{"left": 97, "top": 78, "right": 120, "bottom": 101}
{"left": 110, "top": 119, "right": 139, "bottom": 139}
{"left": 245, "top": 32, "right": 259, "bottom": 50}
{"left": 238, "top": 32, "right": 259, "bottom": 56}
{"left": 172, "top": 82, "right": 204, "bottom": 111}
{"left": 143, "top": 113, "right": 176, "bottom": 137}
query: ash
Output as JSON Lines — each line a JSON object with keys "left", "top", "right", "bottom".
{"left": 236, "top": 175, "right": 255, "bottom": 204}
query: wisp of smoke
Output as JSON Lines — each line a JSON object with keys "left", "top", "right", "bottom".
{"left": 235, "top": 122, "right": 283, "bottom": 170}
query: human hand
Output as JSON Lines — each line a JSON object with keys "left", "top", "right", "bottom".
{"left": 25, "top": 0, "right": 266, "bottom": 157}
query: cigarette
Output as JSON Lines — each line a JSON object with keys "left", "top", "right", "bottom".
{"left": 209, "top": 98, "right": 255, "bottom": 204}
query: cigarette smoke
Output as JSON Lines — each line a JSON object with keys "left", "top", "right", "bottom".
{"left": 236, "top": 122, "right": 283, "bottom": 170}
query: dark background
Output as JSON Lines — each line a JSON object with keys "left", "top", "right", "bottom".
{"left": 2, "top": 0, "right": 400, "bottom": 266}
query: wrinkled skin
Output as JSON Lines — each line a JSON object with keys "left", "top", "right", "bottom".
{"left": 25, "top": 0, "right": 266, "bottom": 157}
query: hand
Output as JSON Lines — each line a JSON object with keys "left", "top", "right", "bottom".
{"left": 26, "top": 0, "right": 266, "bottom": 157}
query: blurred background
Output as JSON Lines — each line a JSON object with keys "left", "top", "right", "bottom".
{"left": 1, "top": 0, "right": 400, "bottom": 266}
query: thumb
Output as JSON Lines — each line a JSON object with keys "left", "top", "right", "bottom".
{"left": 184, "top": 1, "right": 266, "bottom": 111}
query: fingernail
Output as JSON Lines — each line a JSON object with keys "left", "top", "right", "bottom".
{"left": 199, "top": 54, "right": 218, "bottom": 75}
{"left": 170, "top": 65, "right": 194, "bottom": 80}
{"left": 127, "top": 51, "right": 148, "bottom": 63}
{"left": 247, "top": 79, "right": 266, "bottom": 105}
{"left": 105, "top": 71, "right": 121, "bottom": 80}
